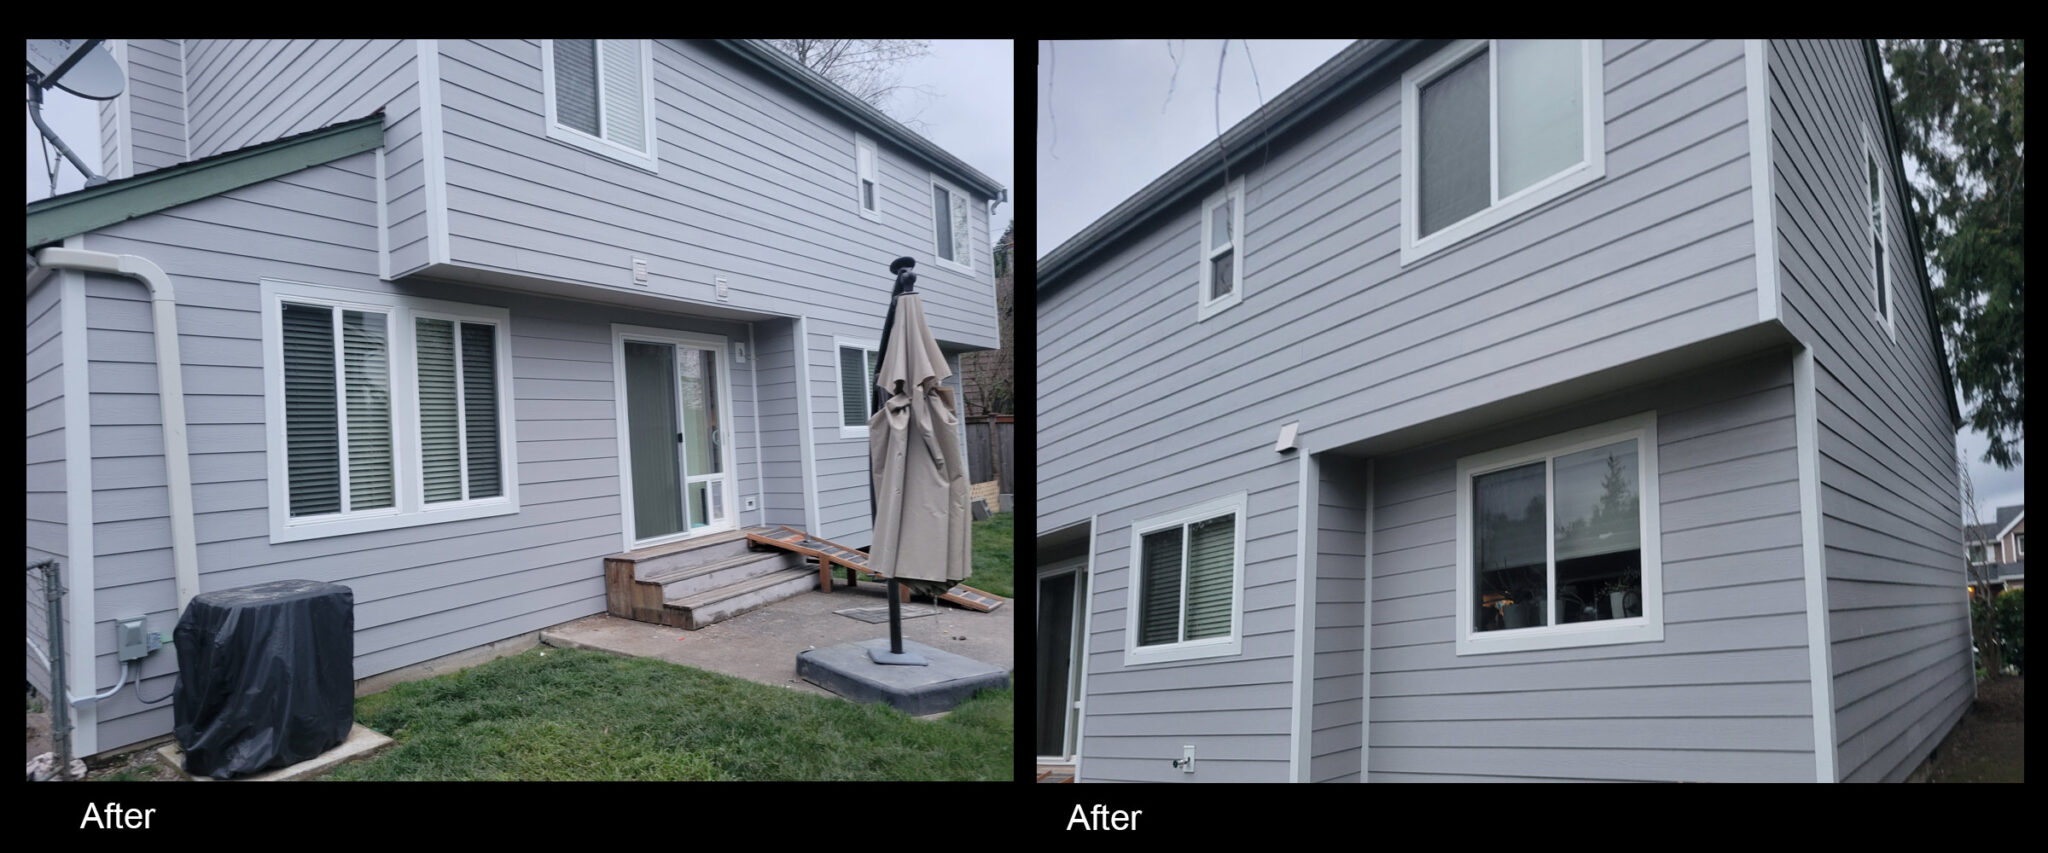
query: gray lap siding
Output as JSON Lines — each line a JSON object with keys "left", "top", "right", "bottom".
{"left": 67, "top": 150, "right": 783, "bottom": 753}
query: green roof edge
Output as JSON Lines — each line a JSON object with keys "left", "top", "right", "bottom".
{"left": 27, "top": 113, "right": 385, "bottom": 250}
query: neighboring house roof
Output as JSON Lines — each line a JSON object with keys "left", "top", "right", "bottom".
{"left": 714, "top": 39, "right": 1005, "bottom": 201}
{"left": 1999, "top": 559, "right": 2024, "bottom": 581}
{"left": 1966, "top": 523, "right": 2000, "bottom": 547}
{"left": 1035, "top": 39, "right": 1964, "bottom": 431}
{"left": 26, "top": 112, "right": 385, "bottom": 251}
{"left": 1992, "top": 505, "right": 2024, "bottom": 540}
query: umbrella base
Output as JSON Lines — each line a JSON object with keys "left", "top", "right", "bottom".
{"left": 797, "top": 638, "right": 1010, "bottom": 715}
{"left": 867, "top": 647, "right": 929, "bottom": 666}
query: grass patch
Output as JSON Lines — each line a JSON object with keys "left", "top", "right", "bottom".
{"left": 968, "top": 511, "right": 1013, "bottom": 598}
{"left": 324, "top": 647, "right": 1012, "bottom": 781}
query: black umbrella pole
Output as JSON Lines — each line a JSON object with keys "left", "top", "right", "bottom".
{"left": 887, "top": 578, "right": 904, "bottom": 654}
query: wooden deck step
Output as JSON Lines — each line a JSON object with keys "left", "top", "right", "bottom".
{"left": 604, "top": 528, "right": 818, "bottom": 630}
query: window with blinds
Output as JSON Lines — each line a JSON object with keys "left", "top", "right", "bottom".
{"left": 416, "top": 318, "right": 503, "bottom": 504}
{"left": 838, "top": 342, "right": 881, "bottom": 433}
{"left": 282, "top": 302, "right": 393, "bottom": 518}
{"left": 1126, "top": 494, "right": 1246, "bottom": 664}
{"left": 1402, "top": 39, "right": 1605, "bottom": 264}
{"left": 265, "top": 281, "right": 516, "bottom": 543}
{"left": 544, "top": 39, "right": 656, "bottom": 171}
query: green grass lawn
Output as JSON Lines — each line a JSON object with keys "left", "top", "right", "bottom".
{"left": 323, "top": 646, "right": 1013, "bottom": 781}
{"left": 968, "top": 511, "right": 1013, "bottom": 598}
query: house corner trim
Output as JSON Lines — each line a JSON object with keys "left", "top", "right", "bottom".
{"left": 1794, "top": 348, "right": 1838, "bottom": 782}
{"left": 1747, "top": 39, "right": 1780, "bottom": 325}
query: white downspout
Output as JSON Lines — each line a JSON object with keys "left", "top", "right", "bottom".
{"left": 29, "top": 247, "right": 202, "bottom": 613}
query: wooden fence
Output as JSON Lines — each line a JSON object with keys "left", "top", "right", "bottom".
{"left": 965, "top": 416, "right": 1014, "bottom": 497}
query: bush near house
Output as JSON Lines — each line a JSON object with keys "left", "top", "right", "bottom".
{"left": 1995, "top": 588, "right": 2024, "bottom": 675}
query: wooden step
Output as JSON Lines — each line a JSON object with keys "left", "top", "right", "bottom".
{"left": 640, "top": 550, "right": 803, "bottom": 600}
{"left": 664, "top": 568, "right": 819, "bottom": 630}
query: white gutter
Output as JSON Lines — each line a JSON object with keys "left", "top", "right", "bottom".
{"left": 29, "top": 247, "right": 202, "bottom": 614}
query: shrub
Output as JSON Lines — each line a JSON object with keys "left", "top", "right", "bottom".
{"left": 1994, "top": 588, "right": 2024, "bottom": 675}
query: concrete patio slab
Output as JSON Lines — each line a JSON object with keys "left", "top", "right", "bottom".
{"left": 539, "top": 578, "right": 1012, "bottom": 703}
{"left": 154, "top": 723, "right": 392, "bottom": 781}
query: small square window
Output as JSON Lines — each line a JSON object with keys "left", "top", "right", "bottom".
{"left": 1455, "top": 412, "right": 1663, "bottom": 655}
{"left": 1197, "top": 178, "right": 1246, "bottom": 320}
{"left": 542, "top": 39, "right": 658, "bottom": 172}
{"left": 1124, "top": 493, "right": 1247, "bottom": 665}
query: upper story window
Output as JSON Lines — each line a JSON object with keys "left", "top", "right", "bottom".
{"left": 542, "top": 39, "right": 658, "bottom": 172}
{"left": 855, "top": 133, "right": 882, "bottom": 222}
{"left": 931, "top": 175, "right": 973, "bottom": 273}
{"left": 1124, "top": 493, "right": 1247, "bottom": 665}
{"left": 1455, "top": 412, "right": 1663, "bottom": 655}
{"left": 1968, "top": 542, "right": 1992, "bottom": 565}
{"left": 263, "top": 280, "right": 519, "bottom": 543}
{"left": 1866, "top": 130, "right": 1896, "bottom": 340}
{"left": 1401, "top": 39, "right": 1606, "bottom": 265}
{"left": 836, "top": 339, "right": 881, "bottom": 438}
{"left": 1197, "top": 177, "right": 1246, "bottom": 321}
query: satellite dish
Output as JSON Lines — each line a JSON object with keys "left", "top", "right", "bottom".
{"left": 26, "top": 38, "right": 126, "bottom": 100}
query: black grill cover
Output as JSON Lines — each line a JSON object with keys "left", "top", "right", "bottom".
{"left": 172, "top": 579, "right": 354, "bottom": 779}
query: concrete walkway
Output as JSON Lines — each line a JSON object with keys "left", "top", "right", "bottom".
{"left": 540, "top": 579, "right": 1013, "bottom": 702}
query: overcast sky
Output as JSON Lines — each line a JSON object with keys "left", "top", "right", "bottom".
{"left": 1033, "top": 38, "right": 2022, "bottom": 524}
{"left": 27, "top": 38, "right": 1015, "bottom": 231}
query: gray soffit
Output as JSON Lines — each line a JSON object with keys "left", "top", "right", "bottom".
{"left": 26, "top": 112, "right": 386, "bottom": 251}
{"left": 713, "top": 39, "right": 1005, "bottom": 201}
{"left": 1038, "top": 39, "right": 1428, "bottom": 290}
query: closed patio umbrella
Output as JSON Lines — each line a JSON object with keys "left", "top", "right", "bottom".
{"left": 866, "top": 258, "right": 970, "bottom": 664}
{"left": 868, "top": 267, "right": 971, "bottom": 587}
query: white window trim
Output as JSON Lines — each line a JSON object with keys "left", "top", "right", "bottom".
{"left": 835, "top": 337, "right": 881, "bottom": 439}
{"left": 1865, "top": 127, "right": 1897, "bottom": 341}
{"left": 1196, "top": 177, "right": 1247, "bottom": 321}
{"left": 1454, "top": 411, "right": 1663, "bottom": 656}
{"left": 1400, "top": 38, "right": 1606, "bottom": 266}
{"left": 540, "top": 39, "right": 659, "bottom": 173}
{"left": 854, "top": 132, "right": 882, "bottom": 223}
{"left": 262, "top": 280, "right": 519, "bottom": 544}
{"left": 930, "top": 174, "right": 974, "bottom": 274}
{"left": 1123, "top": 492, "right": 1248, "bottom": 666}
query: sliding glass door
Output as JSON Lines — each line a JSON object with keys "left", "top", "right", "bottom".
{"left": 617, "top": 328, "right": 735, "bottom": 547}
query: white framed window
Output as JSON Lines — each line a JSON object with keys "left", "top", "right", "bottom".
{"left": 836, "top": 339, "right": 881, "bottom": 439}
{"left": 854, "top": 133, "right": 882, "bottom": 222}
{"left": 1401, "top": 39, "right": 1606, "bottom": 265}
{"left": 1196, "top": 177, "right": 1246, "bottom": 320}
{"left": 541, "top": 39, "right": 658, "bottom": 172}
{"left": 931, "top": 174, "right": 973, "bottom": 273}
{"left": 1968, "top": 543, "right": 1992, "bottom": 565}
{"left": 1123, "top": 492, "right": 1247, "bottom": 666}
{"left": 1866, "top": 128, "right": 1896, "bottom": 340}
{"left": 262, "top": 280, "right": 518, "bottom": 543}
{"left": 1454, "top": 412, "right": 1662, "bottom": 656}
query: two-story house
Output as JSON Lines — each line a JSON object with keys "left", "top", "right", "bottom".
{"left": 1966, "top": 504, "right": 2024, "bottom": 592}
{"left": 1036, "top": 39, "right": 1967, "bottom": 782}
{"left": 26, "top": 38, "right": 1004, "bottom": 758}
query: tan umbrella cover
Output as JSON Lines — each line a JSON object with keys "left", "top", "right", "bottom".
{"left": 867, "top": 292, "right": 971, "bottom": 584}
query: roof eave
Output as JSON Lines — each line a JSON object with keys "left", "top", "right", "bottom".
{"left": 26, "top": 112, "right": 385, "bottom": 250}
{"left": 1038, "top": 39, "right": 1423, "bottom": 290}
{"left": 1863, "top": 39, "right": 1965, "bottom": 432}
{"left": 712, "top": 39, "right": 1004, "bottom": 201}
